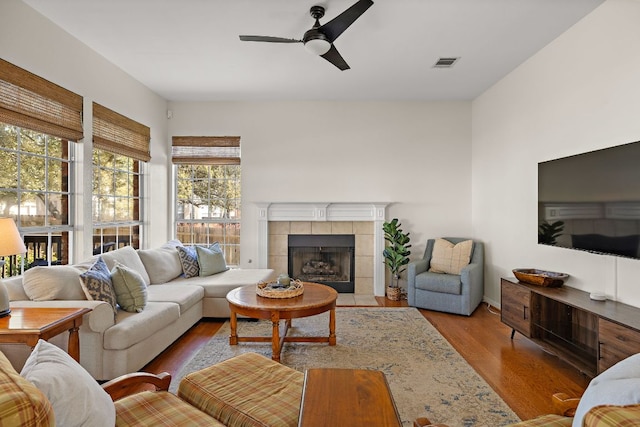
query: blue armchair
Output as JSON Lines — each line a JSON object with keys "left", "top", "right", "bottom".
{"left": 407, "top": 237, "right": 484, "bottom": 316}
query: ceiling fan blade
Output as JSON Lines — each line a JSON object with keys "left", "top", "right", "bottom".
{"left": 320, "top": 45, "right": 350, "bottom": 71}
{"left": 239, "top": 35, "right": 302, "bottom": 43}
{"left": 319, "top": 0, "right": 374, "bottom": 43}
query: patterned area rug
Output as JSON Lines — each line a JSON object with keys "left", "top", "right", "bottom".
{"left": 171, "top": 307, "right": 520, "bottom": 426}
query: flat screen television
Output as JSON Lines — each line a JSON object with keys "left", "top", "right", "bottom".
{"left": 538, "top": 140, "right": 640, "bottom": 259}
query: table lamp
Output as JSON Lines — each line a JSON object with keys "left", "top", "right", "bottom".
{"left": 0, "top": 218, "right": 26, "bottom": 317}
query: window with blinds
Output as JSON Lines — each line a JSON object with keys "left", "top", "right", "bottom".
{"left": 92, "top": 103, "right": 149, "bottom": 253}
{"left": 172, "top": 136, "right": 241, "bottom": 266}
{"left": 0, "top": 59, "right": 81, "bottom": 277}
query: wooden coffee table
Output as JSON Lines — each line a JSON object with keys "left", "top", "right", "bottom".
{"left": 0, "top": 307, "right": 91, "bottom": 362}
{"left": 226, "top": 282, "right": 337, "bottom": 362}
{"left": 298, "top": 368, "right": 402, "bottom": 427}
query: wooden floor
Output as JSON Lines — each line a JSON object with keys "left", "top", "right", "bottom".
{"left": 141, "top": 298, "right": 591, "bottom": 422}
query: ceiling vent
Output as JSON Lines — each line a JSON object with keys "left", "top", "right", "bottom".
{"left": 432, "top": 57, "right": 460, "bottom": 68}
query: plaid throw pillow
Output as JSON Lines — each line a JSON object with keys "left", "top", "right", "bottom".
{"left": 177, "top": 246, "right": 200, "bottom": 278}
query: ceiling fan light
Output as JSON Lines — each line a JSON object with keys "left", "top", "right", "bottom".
{"left": 304, "top": 38, "right": 331, "bottom": 56}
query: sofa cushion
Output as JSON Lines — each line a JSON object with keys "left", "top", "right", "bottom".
{"left": 573, "top": 353, "right": 640, "bottom": 427}
{"left": 170, "top": 268, "right": 275, "bottom": 298}
{"left": 415, "top": 271, "right": 462, "bottom": 295}
{"left": 196, "top": 243, "right": 228, "bottom": 277}
{"left": 114, "top": 390, "right": 225, "bottom": 427}
{"left": 178, "top": 352, "right": 303, "bottom": 427}
{"left": 104, "top": 302, "right": 180, "bottom": 351}
{"left": 137, "top": 240, "right": 183, "bottom": 284}
{"left": 111, "top": 262, "right": 148, "bottom": 313}
{"left": 177, "top": 245, "right": 200, "bottom": 278}
{"left": 100, "top": 246, "right": 151, "bottom": 285}
{"left": 146, "top": 284, "right": 203, "bottom": 314}
{"left": 23, "top": 265, "right": 86, "bottom": 301}
{"left": 0, "top": 350, "right": 55, "bottom": 426}
{"left": 429, "top": 238, "right": 473, "bottom": 275}
{"left": 20, "top": 340, "right": 115, "bottom": 427}
{"left": 79, "top": 257, "right": 117, "bottom": 315}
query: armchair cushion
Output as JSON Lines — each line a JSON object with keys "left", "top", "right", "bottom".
{"left": 584, "top": 404, "right": 640, "bottom": 426}
{"left": 114, "top": 391, "right": 225, "bottom": 427}
{"left": 429, "top": 239, "right": 473, "bottom": 275}
{"left": 414, "top": 271, "right": 461, "bottom": 295}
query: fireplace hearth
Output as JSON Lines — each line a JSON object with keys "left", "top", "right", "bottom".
{"left": 288, "top": 234, "right": 355, "bottom": 293}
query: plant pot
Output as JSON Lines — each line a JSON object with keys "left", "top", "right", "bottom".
{"left": 386, "top": 286, "right": 403, "bottom": 301}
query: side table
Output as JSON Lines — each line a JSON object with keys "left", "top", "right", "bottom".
{"left": 0, "top": 307, "right": 91, "bottom": 362}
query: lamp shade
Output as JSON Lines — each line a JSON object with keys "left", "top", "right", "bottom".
{"left": 0, "top": 218, "right": 26, "bottom": 257}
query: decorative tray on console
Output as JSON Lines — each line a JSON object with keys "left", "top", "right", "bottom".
{"left": 256, "top": 279, "right": 304, "bottom": 298}
{"left": 513, "top": 269, "right": 569, "bottom": 288}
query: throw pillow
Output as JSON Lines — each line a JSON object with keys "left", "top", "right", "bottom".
{"left": 137, "top": 240, "right": 184, "bottom": 284}
{"left": 196, "top": 242, "right": 229, "bottom": 277}
{"left": 23, "top": 265, "right": 86, "bottom": 301}
{"left": 429, "top": 239, "right": 474, "bottom": 275}
{"left": 111, "top": 261, "right": 147, "bottom": 313}
{"left": 20, "top": 339, "right": 115, "bottom": 427}
{"left": 572, "top": 353, "right": 640, "bottom": 427}
{"left": 177, "top": 245, "right": 200, "bottom": 278}
{"left": 79, "top": 257, "right": 117, "bottom": 315}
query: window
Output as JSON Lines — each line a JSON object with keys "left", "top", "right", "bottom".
{"left": 0, "top": 59, "right": 82, "bottom": 277}
{"left": 92, "top": 148, "right": 141, "bottom": 252}
{"left": 173, "top": 136, "right": 241, "bottom": 266}
{"left": 92, "top": 103, "right": 149, "bottom": 254}
{"left": 0, "top": 124, "right": 73, "bottom": 275}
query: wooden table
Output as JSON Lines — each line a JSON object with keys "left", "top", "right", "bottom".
{"left": 298, "top": 368, "right": 402, "bottom": 427}
{"left": 226, "top": 282, "right": 337, "bottom": 362}
{"left": 0, "top": 307, "right": 91, "bottom": 362}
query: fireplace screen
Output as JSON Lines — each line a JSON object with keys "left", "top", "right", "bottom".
{"left": 288, "top": 234, "right": 355, "bottom": 293}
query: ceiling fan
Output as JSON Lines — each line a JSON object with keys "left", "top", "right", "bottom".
{"left": 239, "top": 0, "right": 374, "bottom": 71}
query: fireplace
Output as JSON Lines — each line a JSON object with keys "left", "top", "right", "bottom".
{"left": 257, "top": 202, "right": 388, "bottom": 296}
{"left": 288, "top": 234, "right": 355, "bottom": 293}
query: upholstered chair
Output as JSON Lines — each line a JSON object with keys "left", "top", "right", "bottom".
{"left": 407, "top": 237, "right": 484, "bottom": 316}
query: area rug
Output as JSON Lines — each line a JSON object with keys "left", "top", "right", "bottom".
{"left": 171, "top": 307, "right": 520, "bottom": 426}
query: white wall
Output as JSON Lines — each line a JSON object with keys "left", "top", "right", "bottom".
{"left": 472, "top": 0, "right": 640, "bottom": 307}
{"left": 168, "top": 101, "right": 472, "bottom": 271}
{"left": 0, "top": 0, "right": 170, "bottom": 258}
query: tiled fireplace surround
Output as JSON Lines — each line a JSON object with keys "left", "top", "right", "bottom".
{"left": 256, "top": 203, "right": 388, "bottom": 296}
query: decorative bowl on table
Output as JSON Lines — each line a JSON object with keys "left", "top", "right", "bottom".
{"left": 256, "top": 279, "right": 304, "bottom": 298}
{"left": 512, "top": 268, "right": 569, "bottom": 288}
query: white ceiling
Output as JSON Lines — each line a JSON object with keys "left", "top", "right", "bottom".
{"left": 22, "top": 0, "right": 604, "bottom": 102}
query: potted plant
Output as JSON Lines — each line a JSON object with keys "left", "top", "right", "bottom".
{"left": 382, "top": 218, "right": 411, "bottom": 300}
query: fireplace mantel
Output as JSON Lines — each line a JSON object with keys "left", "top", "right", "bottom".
{"left": 256, "top": 203, "right": 389, "bottom": 296}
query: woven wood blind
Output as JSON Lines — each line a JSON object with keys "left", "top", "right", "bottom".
{"left": 93, "top": 102, "right": 151, "bottom": 162}
{"left": 172, "top": 136, "right": 241, "bottom": 165}
{"left": 0, "top": 59, "right": 83, "bottom": 141}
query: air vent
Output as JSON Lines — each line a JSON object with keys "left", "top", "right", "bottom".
{"left": 433, "top": 57, "right": 460, "bottom": 68}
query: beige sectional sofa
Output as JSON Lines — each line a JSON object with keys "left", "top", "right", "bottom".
{"left": 0, "top": 242, "right": 274, "bottom": 381}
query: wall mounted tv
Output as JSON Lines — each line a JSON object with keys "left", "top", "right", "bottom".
{"left": 538, "top": 140, "right": 640, "bottom": 259}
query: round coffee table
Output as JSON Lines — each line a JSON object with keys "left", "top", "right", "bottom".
{"left": 226, "top": 282, "right": 338, "bottom": 362}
